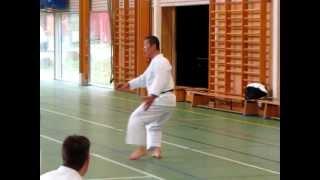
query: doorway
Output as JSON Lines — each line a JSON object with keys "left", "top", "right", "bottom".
{"left": 175, "top": 5, "right": 209, "bottom": 88}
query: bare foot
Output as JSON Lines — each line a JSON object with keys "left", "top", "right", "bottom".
{"left": 129, "top": 147, "right": 147, "bottom": 160}
{"left": 151, "top": 147, "right": 162, "bottom": 159}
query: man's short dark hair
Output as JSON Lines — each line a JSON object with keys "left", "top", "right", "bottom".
{"left": 62, "top": 135, "right": 90, "bottom": 171}
{"left": 145, "top": 35, "right": 160, "bottom": 50}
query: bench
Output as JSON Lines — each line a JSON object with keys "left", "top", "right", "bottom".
{"left": 191, "top": 91, "right": 245, "bottom": 113}
{"left": 173, "top": 86, "right": 187, "bottom": 102}
{"left": 258, "top": 99, "right": 280, "bottom": 119}
{"left": 190, "top": 91, "right": 210, "bottom": 107}
{"left": 174, "top": 86, "right": 208, "bottom": 102}
{"left": 242, "top": 98, "right": 280, "bottom": 119}
{"left": 242, "top": 99, "right": 259, "bottom": 116}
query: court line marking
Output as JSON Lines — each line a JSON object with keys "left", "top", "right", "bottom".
{"left": 40, "top": 134, "right": 164, "bottom": 180}
{"left": 86, "top": 175, "right": 150, "bottom": 180}
{"left": 41, "top": 102, "right": 279, "bottom": 147}
{"left": 40, "top": 108, "right": 280, "bottom": 175}
{"left": 94, "top": 94, "right": 280, "bottom": 130}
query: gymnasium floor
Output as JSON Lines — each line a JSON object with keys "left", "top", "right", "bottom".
{"left": 40, "top": 80, "right": 280, "bottom": 180}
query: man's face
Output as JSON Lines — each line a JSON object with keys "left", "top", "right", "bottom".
{"left": 143, "top": 40, "right": 154, "bottom": 59}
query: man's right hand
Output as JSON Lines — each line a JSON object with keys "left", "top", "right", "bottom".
{"left": 116, "top": 83, "right": 130, "bottom": 90}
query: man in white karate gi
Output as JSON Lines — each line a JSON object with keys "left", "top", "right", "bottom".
{"left": 117, "top": 35, "right": 176, "bottom": 160}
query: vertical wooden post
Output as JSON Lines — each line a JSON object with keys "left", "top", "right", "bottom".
{"left": 124, "top": 0, "right": 129, "bottom": 82}
{"left": 161, "top": 7, "right": 174, "bottom": 64}
{"left": 224, "top": 0, "right": 231, "bottom": 94}
{"left": 260, "top": 0, "right": 267, "bottom": 84}
{"left": 112, "top": 0, "right": 131, "bottom": 88}
{"left": 241, "top": 0, "right": 249, "bottom": 96}
{"left": 111, "top": 0, "right": 120, "bottom": 87}
{"left": 272, "top": 0, "right": 280, "bottom": 99}
{"left": 128, "top": 0, "right": 136, "bottom": 83}
{"left": 79, "top": 0, "right": 90, "bottom": 85}
{"left": 135, "top": 0, "right": 151, "bottom": 96}
{"left": 208, "top": 0, "right": 216, "bottom": 94}
{"left": 161, "top": 7, "right": 176, "bottom": 81}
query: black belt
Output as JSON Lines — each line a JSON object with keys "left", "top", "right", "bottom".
{"left": 160, "top": 89, "right": 174, "bottom": 94}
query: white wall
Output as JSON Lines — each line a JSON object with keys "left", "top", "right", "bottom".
{"left": 152, "top": 0, "right": 162, "bottom": 39}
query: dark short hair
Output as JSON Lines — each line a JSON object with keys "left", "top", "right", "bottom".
{"left": 62, "top": 135, "right": 90, "bottom": 171}
{"left": 145, "top": 35, "right": 160, "bottom": 50}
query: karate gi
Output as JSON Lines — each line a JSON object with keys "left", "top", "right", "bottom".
{"left": 126, "top": 53, "right": 176, "bottom": 150}
{"left": 40, "top": 166, "right": 83, "bottom": 180}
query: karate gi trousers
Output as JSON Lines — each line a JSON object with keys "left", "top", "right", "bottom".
{"left": 126, "top": 103, "right": 173, "bottom": 150}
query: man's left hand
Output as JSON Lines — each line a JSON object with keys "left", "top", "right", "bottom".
{"left": 142, "top": 95, "right": 158, "bottom": 111}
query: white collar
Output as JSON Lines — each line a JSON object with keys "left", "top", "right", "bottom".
{"left": 152, "top": 53, "right": 162, "bottom": 60}
{"left": 57, "top": 165, "right": 82, "bottom": 178}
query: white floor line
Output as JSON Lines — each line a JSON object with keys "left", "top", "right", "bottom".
{"left": 40, "top": 107, "right": 280, "bottom": 175}
{"left": 85, "top": 176, "right": 150, "bottom": 180}
{"left": 40, "top": 108, "right": 124, "bottom": 132}
{"left": 40, "top": 134, "right": 164, "bottom": 180}
{"left": 162, "top": 141, "right": 279, "bottom": 175}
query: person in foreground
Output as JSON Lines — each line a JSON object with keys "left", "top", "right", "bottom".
{"left": 40, "top": 135, "right": 91, "bottom": 180}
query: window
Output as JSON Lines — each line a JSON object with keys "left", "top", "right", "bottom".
{"left": 61, "top": 13, "right": 80, "bottom": 82}
{"left": 89, "top": 12, "right": 112, "bottom": 87}
{"left": 40, "top": 12, "right": 55, "bottom": 80}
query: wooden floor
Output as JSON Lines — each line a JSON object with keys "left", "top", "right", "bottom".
{"left": 40, "top": 80, "right": 280, "bottom": 180}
